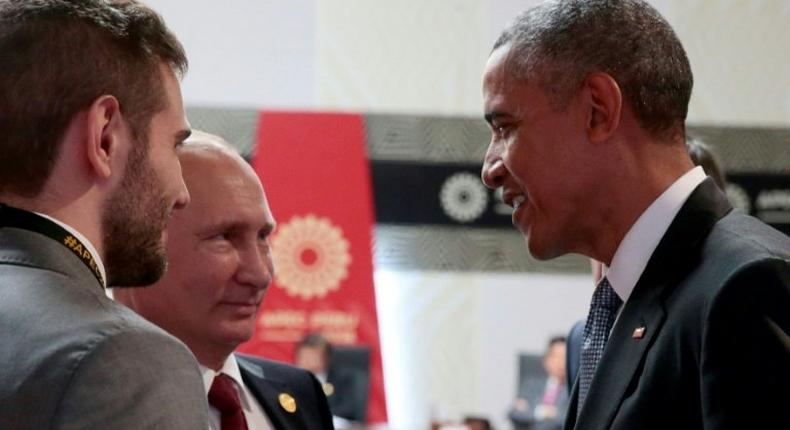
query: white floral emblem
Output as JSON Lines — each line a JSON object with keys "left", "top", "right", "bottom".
{"left": 439, "top": 172, "right": 489, "bottom": 223}
{"left": 271, "top": 214, "right": 352, "bottom": 299}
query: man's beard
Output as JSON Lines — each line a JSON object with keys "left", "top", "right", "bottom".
{"left": 102, "top": 139, "right": 170, "bottom": 287}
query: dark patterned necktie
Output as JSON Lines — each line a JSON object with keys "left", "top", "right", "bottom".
{"left": 577, "top": 276, "right": 623, "bottom": 414}
{"left": 208, "top": 374, "right": 249, "bottom": 430}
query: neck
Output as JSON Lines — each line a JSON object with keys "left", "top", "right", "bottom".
{"left": 2, "top": 146, "right": 109, "bottom": 256}
{"left": 3, "top": 193, "right": 105, "bottom": 260}
{"left": 583, "top": 138, "right": 694, "bottom": 265}
{"left": 192, "top": 342, "right": 236, "bottom": 372}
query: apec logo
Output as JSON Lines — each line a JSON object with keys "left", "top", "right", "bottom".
{"left": 438, "top": 171, "right": 514, "bottom": 224}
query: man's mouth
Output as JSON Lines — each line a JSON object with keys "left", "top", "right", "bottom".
{"left": 503, "top": 189, "right": 528, "bottom": 210}
{"left": 512, "top": 195, "right": 526, "bottom": 210}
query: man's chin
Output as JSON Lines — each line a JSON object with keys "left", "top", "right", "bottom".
{"left": 526, "top": 234, "right": 564, "bottom": 261}
{"left": 218, "top": 327, "right": 256, "bottom": 348}
{"left": 107, "top": 251, "right": 167, "bottom": 287}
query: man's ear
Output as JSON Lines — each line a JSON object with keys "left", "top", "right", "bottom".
{"left": 581, "top": 72, "right": 622, "bottom": 143}
{"left": 84, "top": 95, "right": 125, "bottom": 180}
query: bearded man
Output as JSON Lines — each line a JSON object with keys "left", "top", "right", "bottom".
{"left": 0, "top": 1, "right": 208, "bottom": 428}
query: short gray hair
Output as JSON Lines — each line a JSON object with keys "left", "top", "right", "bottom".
{"left": 494, "top": 0, "right": 692, "bottom": 139}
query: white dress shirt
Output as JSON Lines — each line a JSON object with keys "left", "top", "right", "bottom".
{"left": 603, "top": 166, "right": 707, "bottom": 308}
{"left": 201, "top": 355, "right": 272, "bottom": 430}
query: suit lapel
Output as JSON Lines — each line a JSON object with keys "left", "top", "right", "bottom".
{"left": 575, "top": 276, "right": 667, "bottom": 428}
{"left": 574, "top": 179, "right": 731, "bottom": 429}
{"left": 237, "top": 357, "right": 309, "bottom": 430}
{"left": 564, "top": 375, "right": 580, "bottom": 429}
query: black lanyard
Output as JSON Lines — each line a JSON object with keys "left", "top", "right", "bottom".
{"left": 0, "top": 204, "right": 105, "bottom": 288}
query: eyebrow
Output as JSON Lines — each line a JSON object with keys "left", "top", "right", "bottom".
{"left": 201, "top": 219, "right": 276, "bottom": 236}
{"left": 484, "top": 111, "right": 509, "bottom": 125}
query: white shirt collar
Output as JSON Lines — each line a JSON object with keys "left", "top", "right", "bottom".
{"left": 604, "top": 166, "right": 707, "bottom": 303}
{"left": 200, "top": 355, "right": 245, "bottom": 396}
{"left": 200, "top": 355, "right": 273, "bottom": 430}
{"left": 200, "top": 355, "right": 260, "bottom": 415}
{"left": 33, "top": 211, "right": 107, "bottom": 289}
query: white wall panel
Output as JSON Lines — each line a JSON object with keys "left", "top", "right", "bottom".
{"left": 150, "top": 0, "right": 790, "bottom": 125}
{"left": 151, "top": 0, "right": 317, "bottom": 109}
{"left": 376, "top": 270, "right": 592, "bottom": 429}
{"left": 667, "top": 0, "right": 790, "bottom": 126}
{"left": 316, "top": 0, "right": 488, "bottom": 116}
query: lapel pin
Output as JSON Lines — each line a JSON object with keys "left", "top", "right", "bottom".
{"left": 322, "top": 382, "right": 335, "bottom": 397}
{"left": 278, "top": 393, "right": 297, "bottom": 413}
{"left": 632, "top": 326, "right": 646, "bottom": 339}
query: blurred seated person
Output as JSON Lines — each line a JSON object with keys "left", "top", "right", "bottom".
{"left": 463, "top": 416, "right": 493, "bottom": 430}
{"left": 295, "top": 333, "right": 367, "bottom": 428}
{"left": 508, "top": 337, "right": 568, "bottom": 430}
{"left": 429, "top": 416, "right": 492, "bottom": 430}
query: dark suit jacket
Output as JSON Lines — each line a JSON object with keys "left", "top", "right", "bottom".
{"left": 326, "top": 366, "right": 368, "bottom": 422}
{"left": 565, "top": 319, "right": 585, "bottom": 394}
{"left": 237, "top": 354, "right": 334, "bottom": 430}
{"left": 564, "top": 179, "right": 790, "bottom": 430}
{"left": 0, "top": 222, "right": 209, "bottom": 429}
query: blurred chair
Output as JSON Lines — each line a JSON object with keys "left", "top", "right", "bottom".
{"left": 326, "top": 345, "right": 371, "bottom": 424}
{"left": 517, "top": 353, "right": 545, "bottom": 386}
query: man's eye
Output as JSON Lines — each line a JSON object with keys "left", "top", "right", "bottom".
{"left": 209, "top": 232, "right": 230, "bottom": 241}
{"left": 258, "top": 231, "right": 274, "bottom": 247}
{"left": 493, "top": 124, "right": 509, "bottom": 136}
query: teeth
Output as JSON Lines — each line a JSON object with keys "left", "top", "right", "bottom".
{"left": 512, "top": 195, "right": 526, "bottom": 209}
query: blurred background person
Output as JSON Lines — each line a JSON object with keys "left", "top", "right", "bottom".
{"left": 430, "top": 416, "right": 493, "bottom": 430}
{"left": 463, "top": 416, "right": 493, "bottom": 430}
{"left": 508, "top": 337, "right": 568, "bottom": 430}
{"left": 685, "top": 135, "right": 726, "bottom": 190}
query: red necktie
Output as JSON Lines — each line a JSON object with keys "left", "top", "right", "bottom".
{"left": 208, "top": 374, "right": 249, "bottom": 430}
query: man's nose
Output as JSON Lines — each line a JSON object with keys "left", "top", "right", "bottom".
{"left": 173, "top": 177, "right": 190, "bottom": 210}
{"left": 172, "top": 160, "right": 190, "bottom": 210}
{"left": 236, "top": 245, "right": 273, "bottom": 290}
{"left": 481, "top": 142, "right": 506, "bottom": 189}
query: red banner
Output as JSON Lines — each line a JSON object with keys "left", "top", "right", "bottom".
{"left": 239, "top": 111, "right": 387, "bottom": 423}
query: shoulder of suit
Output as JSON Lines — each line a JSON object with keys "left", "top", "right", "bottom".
{"left": 71, "top": 301, "right": 199, "bottom": 373}
{"left": 0, "top": 245, "right": 195, "bottom": 370}
{"left": 711, "top": 211, "right": 790, "bottom": 261}
{"left": 236, "top": 353, "right": 314, "bottom": 380}
{"left": 670, "top": 211, "right": 790, "bottom": 312}
{"left": 1, "top": 227, "right": 94, "bottom": 283}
